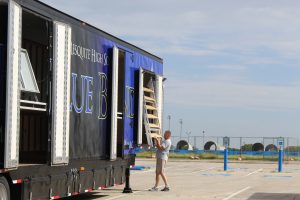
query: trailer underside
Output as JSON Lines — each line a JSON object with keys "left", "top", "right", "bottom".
{"left": 8, "top": 156, "right": 134, "bottom": 200}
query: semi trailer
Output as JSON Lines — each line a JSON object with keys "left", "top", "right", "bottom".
{"left": 0, "top": 0, "right": 164, "bottom": 199}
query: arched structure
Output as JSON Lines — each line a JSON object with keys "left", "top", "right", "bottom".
{"left": 204, "top": 141, "right": 217, "bottom": 151}
{"left": 265, "top": 144, "right": 278, "bottom": 151}
{"left": 176, "top": 140, "right": 193, "bottom": 150}
{"left": 252, "top": 143, "right": 264, "bottom": 151}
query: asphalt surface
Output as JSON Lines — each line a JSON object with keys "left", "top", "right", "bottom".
{"left": 65, "top": 159, "right": 300, "bottom": 200}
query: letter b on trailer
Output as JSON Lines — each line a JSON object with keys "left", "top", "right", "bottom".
{"left": 51, "top": 22, "right": 72, "bottom": 165}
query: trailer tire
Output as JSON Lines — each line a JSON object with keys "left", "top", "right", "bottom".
{"left": 0, "top": 176, "right": 10, "bottom": 200}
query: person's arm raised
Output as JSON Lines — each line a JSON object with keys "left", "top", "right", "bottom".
{"left": 153, "top": 137, "right": 165, "bottom": 151}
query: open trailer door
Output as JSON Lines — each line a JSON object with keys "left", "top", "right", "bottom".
{"left": 4, "top": 0, "right": 22, "bottom": 169}
{"left": 155, "top": 74, "right": 164, "bottom": 131}
{"left": 137, "top": 68, "right": 163, "bottom": 147}
{"left": 137, "top": 68, "right": 144, "bottom": 145}
{"left": 110, "top": 46, "right": 119, "bottom": 160}
{"left": 51, "top": 21, "right": 72, "bottom": 165}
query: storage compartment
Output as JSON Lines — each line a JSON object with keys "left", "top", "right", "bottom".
{"left": 93, "top": 168, "right": 108, "bottom": 189}
{"left": 79, "top": 171, "right": 94, "bottom": 193}
{"left": 29, "top": 176, "right": 50, "bottom": 200}
{"left": 19, "top": 11, "right": 51, "bottom": 164}
{"left": 113, "top": 165, "right": 125, "bottom": 185}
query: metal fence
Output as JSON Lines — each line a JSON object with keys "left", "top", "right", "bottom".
{"left": 137, "top": 136, "right": 300, "bottom": 161}
{"left": 171, "top": 136, "right": 300, "bottom": 151}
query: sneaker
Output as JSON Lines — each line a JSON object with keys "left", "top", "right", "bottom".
{"left": 161, "top": 187, "right": 170, "bottom": 192}
{"left": 148, "top": 187, "right": 158, "bottom": 191}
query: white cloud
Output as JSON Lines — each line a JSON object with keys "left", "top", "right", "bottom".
{"left": 166, "top": 79, "right": 300, "bottom": 111}
{"left": 207, "top": 64, "right": 247, "bottom": 71}
{"left": 40, "top": 0, "right": 300, "bottom": 60}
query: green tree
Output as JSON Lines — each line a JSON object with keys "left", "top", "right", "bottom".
{"left": 241, "top": 144, "right": 253, "bottom": 151}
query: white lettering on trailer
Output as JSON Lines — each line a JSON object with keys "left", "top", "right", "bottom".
{"left": 98, "top": 72, "right": 108, "bottom": 119}
{"left": 70, "top": 74, "right": 93, "bottom": 114}
{"left": 71, "top": 43, "right": 108, "bottom": 66}
{"left": 70, "top": 72, "right": 108, "bottom": 119}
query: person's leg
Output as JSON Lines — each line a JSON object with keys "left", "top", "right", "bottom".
{"left": 160, "top": 160, "right": 169, "bottom": 187}
{"left": 161, "top": 173, "right": 168, "bottom": 187}
{"left": 150, "top": 158, "right": 162, "bottom": 191}
{"left": 155, "top": 158, "right": 163, "bottom": 187}
{"left": 155, "top": 171, "right": 160, "bottom": 187}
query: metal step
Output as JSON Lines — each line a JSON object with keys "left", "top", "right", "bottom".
{"left": 143, "top": 87, "right": 154, "bottom": 93}
{"left": 150, "top": 133, "right": 162, "bottom": 138}
{"left": 147, "top": 114, "right": 158, "bottom": 119}
{"left": 144, "top": 96, "right": 155, "bottom": 102}
{"left": 145, "top": 105, "right": 156, "bottom": 110}
{"left": 149, "top": 123, "right": 160, "bottom": 129}
{"left": 149, "top": 129, "right": 160, "bottom": 132}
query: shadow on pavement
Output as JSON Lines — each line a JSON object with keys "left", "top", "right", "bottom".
{"left": 61, "top": 189, "right": 142, "bottom": 199}
{"left": 61, "top": 192, "right": 108, "bottom": 199}
{"left": 102, "top": 188, "right": 142, "bottom": 192}
{"left": 248, "top": 193, "right": 300, "bottom": 200}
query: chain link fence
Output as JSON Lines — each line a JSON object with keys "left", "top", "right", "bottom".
{"left": 137, "top": 136, "right": 300, "bottom": 161}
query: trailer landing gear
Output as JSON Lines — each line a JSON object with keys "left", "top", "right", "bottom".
{"left": 123, "top": 168, "right": 132, "bottom": 193}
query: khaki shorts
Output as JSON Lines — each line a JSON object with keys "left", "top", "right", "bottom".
{"left": 156, "top": 158, "right": 167, "bottom": 174}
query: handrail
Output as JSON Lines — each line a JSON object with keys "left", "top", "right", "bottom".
{"left": 20, "top": 99, "right": 47, "bottom": 112}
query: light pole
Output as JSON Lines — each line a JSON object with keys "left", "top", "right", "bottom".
{"left": 179, "top": 119, "right": 183, "bottom": 140}
{"left": 167, "top": 115, "right": 171, "bottom": 131}
{"left": 186, "top": 131, "right": 191, "bottom": 143}
{"left": 202, "top": 130, "right": 205, "bottom": 150}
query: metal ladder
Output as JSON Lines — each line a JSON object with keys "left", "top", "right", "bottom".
{"left": 143, "top": 78, "right": 162, "bottom": 147}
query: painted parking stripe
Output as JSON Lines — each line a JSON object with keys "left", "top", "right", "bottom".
{"left": 263, "top": 175, "right": 292, "bottom": 179}
{"left": 190, "top": 167, "right": 218, "bottom": 174}
{"left": 202, "top": 173, "right": 232, "bottom": 177}
{"left": 245, "top": 168, "right": 263, "bottom": 177}
{"left": 222, "top": 186, "right": 251, "bottom": 200}
{"left": 170, "top": 167, "right": 218, "bottom": 176}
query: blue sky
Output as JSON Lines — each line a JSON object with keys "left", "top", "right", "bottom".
{"left": 41, "top": 0, "right": 300, "bottom": 138}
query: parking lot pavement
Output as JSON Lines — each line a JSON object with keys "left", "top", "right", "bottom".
{"left": 68, "top": 159, "right": 300, "bottom": 200}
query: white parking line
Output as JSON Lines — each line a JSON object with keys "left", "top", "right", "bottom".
{"left": 245, "top": 168, "right": 263, "bottom": 177}
{"left": 222, "top": 186, "right": 251, "bottom": 200}
{"left": 190, "top": 167, "right": 218, "bottom": 174}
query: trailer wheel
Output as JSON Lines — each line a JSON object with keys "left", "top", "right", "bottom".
{"left": 0, "top": 176, "right": 10, "bottom": 200}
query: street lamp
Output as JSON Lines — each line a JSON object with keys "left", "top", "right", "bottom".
{"left": 167, "top": 115, "right": 171, "bottom": 131}
{"left": 186, "top": 131, "right": 191, "bottom": 143}
{"left": 202, "top": 130, "right": 205, "bottom": 150}
{"left": 179, "top": 119, "right": 183, "bottom": 140}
